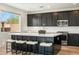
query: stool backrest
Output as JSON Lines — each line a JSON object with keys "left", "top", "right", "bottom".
{"left": 37, "top": 37, "right": 54, "bottom": 43}
{"left": 11, "top": 35, "right": 16, "bottom": 40}
{"left": 30, "top": 36, "right": 37, "bottom": 41}
{"left": 17, "top": 35, "right": 22, "bottom": 40}
{"left": 23, "top": 36, "right": 29, "bottom": 41}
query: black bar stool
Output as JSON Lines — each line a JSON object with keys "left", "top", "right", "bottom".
{"left": 26, "top": 41, "right": 38, "bottom": 54}
{"left": 39, "top": 42, "right": 53, "bottom": 55}
{"left": 24, "top": 36, "right": 38, "bottom": 54}
{"left": 15, "top": 40, "right": 26, "bottom": 55}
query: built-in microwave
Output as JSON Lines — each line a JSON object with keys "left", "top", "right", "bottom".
{"left": 57, "top": 20, "right": 68, "bottom": 26}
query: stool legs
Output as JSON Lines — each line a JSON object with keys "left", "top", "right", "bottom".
{"left": 6, "top": 42, "right": 8, "bottom": 53}
{"left": 15, "top": 44, "right": 22, "bottom": 54}
{"left": 32, "top": 45, "right": 35, "bottom": 54}
{"left": 32, "top": 44, "right": 38, "bottom": 54}
{"left": 6, "top": 42, "right": 38, "bottom": 55}
{"left": 26, "top": 44, "right": 37, "bottom": 55}
{"left": 11, "top": 42, "right": 17, "bottom": 54}
{"left": 15, "top": 43, "right": 27, "bottom": 55}
{"left": 22, "top": 43, "right": 27, "bottom": 55}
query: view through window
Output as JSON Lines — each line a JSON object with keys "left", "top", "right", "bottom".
{"left": 0, "top": 11, "right": 20, "bottom": 32}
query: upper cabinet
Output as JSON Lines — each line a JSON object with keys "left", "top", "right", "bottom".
{"left": 33, "top": 14, "right": 42, "bottom": 26}
{"left": 27, "top": 14, "right": 33, "bottom": 26}
{"left": 41, "top": 13, "right": 53, "bottom": 26}
{"left": 27, "top": 13, "right": 53, "bottom": 26}
{"left": 27, "top": 10, "right": 79, "bottom": 26}
{"left": 27, "top": 14, "right": 42, "bottom": 26}
{"left": 57, "top": 11, "right": 69, "bottom": 20}
{"left": 68, "top": 11, "right": 79, "bottom": 26}
{"left": 52, "top": 13, "right": 58, "bottom": 26}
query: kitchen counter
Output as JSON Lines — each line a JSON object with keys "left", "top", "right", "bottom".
{"left": 11, "top": 32, "right": 62, "bottom": 55}
{"left": 11, "top": 32, "right": 63, "bottom": 37}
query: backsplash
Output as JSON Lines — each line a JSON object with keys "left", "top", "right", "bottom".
{"left": 24, "top": 27, "right": 79, "bottom": 33}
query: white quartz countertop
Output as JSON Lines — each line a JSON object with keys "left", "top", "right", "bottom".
{"left": 11, "top": 32, "right": 62, "bottom": 37}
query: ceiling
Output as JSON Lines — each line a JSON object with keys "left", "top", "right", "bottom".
{"left": 5, "top": 3, "right": 79, "bottom": 13}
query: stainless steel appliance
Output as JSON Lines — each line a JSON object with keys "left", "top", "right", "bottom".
{"left": 57, "top": 31, "right": 68, "bottom": 46}
{"left": 57, "top": 20, "right": 68, "bottom": 26}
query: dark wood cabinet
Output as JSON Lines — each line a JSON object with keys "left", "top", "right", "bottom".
{"left": 32, "top": 14, "right": 42, "bottom": 26}
{"left": 57, "top": 11, "right": 69, "bottom": 20}
{"left": 41, "top": 13, "right": 53, "bottom": 26}
{"left": 68, "top": 34, "right": 79, "bottom": 46}
{"left": 52, "top": 13, "right": 58, "bottom": 26}
{"left": 27, "top": 13, "right": 53, "bottom": 26}
{"left": 41, "top": 13, "right": 48, "bottom": 26}
{"left": 27, "top": 14, "right": 33, "bottom": 26}
{"left": 68, "top": 10, "right": 79, "bottom": 26}
{"left": 27, "top": 10, "right": 79, "bottom": 26}
{"left": 27, "top": 14, "right": 42, "bottom": 26}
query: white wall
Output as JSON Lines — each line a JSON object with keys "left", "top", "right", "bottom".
{"left": 0, "top": 4, "right": 27, "bottom": 48}
{"left": 21, "top": 13, "right": 27, "bottom": 32}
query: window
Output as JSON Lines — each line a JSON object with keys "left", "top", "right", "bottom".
{"left": 0, "top": 11, "right": 20, "bottom": 32}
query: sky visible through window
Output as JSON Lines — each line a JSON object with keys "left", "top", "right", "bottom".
{"left": 0, "top": 12, "right": 16, "bottom": 22}
{"left": 0, "top": 11, "right": 19, "bottom": 32}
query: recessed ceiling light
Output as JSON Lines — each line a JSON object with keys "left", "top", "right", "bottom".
{"left": 39, "top": 5, "right": 51, "bottom": 9}
{"left": 39, "top": 5, "right": 44, "bottom": 8}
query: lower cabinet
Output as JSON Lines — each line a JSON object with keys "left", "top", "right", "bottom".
{"left": 68, "top": 34, "right": 79, "bottom": 46}
{"left": 38, "top": 46, "right": 53, "bottom": 55}
{"left": 11, "top": 35, "right": 61, "bottom": 55}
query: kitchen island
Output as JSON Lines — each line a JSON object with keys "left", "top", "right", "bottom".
{"left": 11, "top": 32, "right": 63, "bottom": 55}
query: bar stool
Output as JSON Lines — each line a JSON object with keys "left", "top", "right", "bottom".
{"left": 6, "top": 39, "right": 16, "bottom": 54}
{"left": 26, "top": 41, "right": 38, "bottom": 54}
{"left": 39, "top": 42, "right": 53, "bottom": 55}
{"left": 15, "top": 40, "right": 26, "bottom": 55}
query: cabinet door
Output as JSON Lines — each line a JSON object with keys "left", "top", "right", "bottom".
{"left": 32, "top": 14, "right": 42, "bottom": 26}
{"left": 52, "top": 12, "right": 58, "bottom": 26}
{"left": 41, "top": 13, "right": 53, "bottom": 26}
{"left": 57, "top": 12, "right": 69, "bottom": 20}
{"left": 41, "top": 13, "right": 47, "bottom": 26}
{"left": 27, "top": 14, "right": 42, "bottom": 26}
{"left": 27, "top": 14, "right": 33, "bottom": 26}
{"left": 46, "top": 13, "right": 53, "bottom": 26}
{"left": 69, "top": 11, "right": 79, "bottom": 26}
{"left": 68, "top": 34, "right": 79, "bottom": 46}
